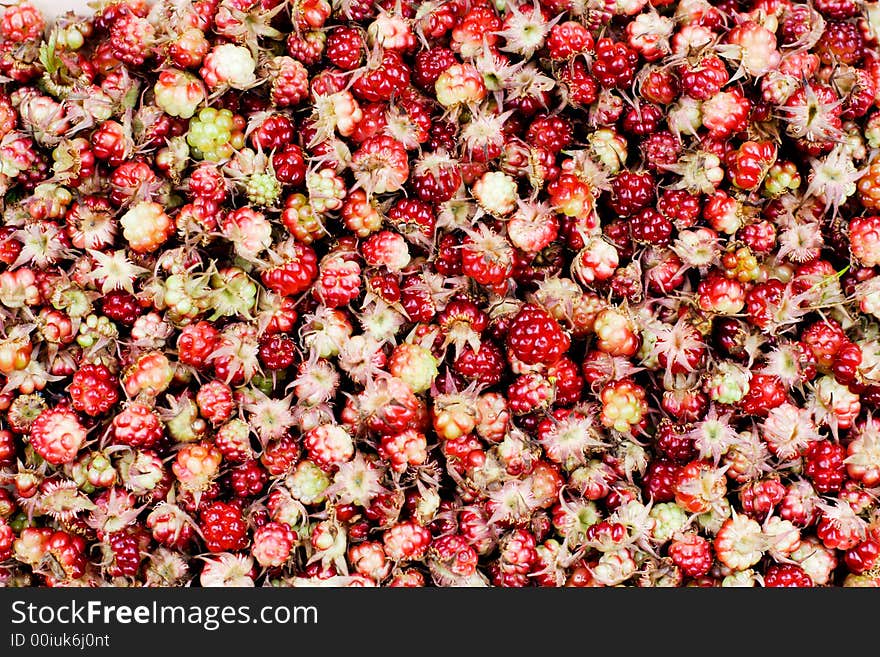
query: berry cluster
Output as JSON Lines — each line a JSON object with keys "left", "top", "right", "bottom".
{"left": 0, "top": 0, "right": 879, "bottom": 588}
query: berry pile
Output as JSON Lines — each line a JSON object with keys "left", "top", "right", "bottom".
{"left": 0, "top": 0, "right": 879, "bottom": 588}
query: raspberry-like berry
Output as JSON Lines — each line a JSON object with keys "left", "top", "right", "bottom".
{"left": 68, "top": 364, "right": 119, "bottom": 417}
{"left": 506, "top": 303, "right": 570, "bottom": 366}
{"left": 669, "top": 533, "right": 713, "bottom": 578}
{"left": 200, "top": 501, "right": 249, "bottom": 553}
{"left": 804, "top": 440, "right": 847, "bottom": 494}
{"left": 112, "top": 403, "right": 164, "bottom": 449}
{"left": 30, "top": 406, "right": 86, "bottom": 465}
{"left": 763, "top": 563, "right": 814, "bottom": 587}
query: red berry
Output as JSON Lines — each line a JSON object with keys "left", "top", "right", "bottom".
{"left": 105, "top": 529, "right": 147, "bottom": 578}
{"left": 100, "top": 290, "right": 143, "bottom": 325}
{"left": 669, "top": 533, "right": 713, "bottom": 578}
{"left": 30, "top": 407, "right": 86, "bottom": 465}
{"left": 413, "top": 46, "right": 457, "bottom": 90}
{"left": 630, "top": 207, "right": 673, "bottom": 245}
{"left": 325, "top": 26, "right": 365, "bottom": 71}
{"left": 739, "top": 478, "right": 786, "bottom": 518}
{"left": 113, "top": 403, "right": 163, "bottom": 449}
{"left": 200, "top": 501, "right": 249, "bottom": 552}
{"left": 845, "top": 539, "right": 880, "bottom": 574}
{"left": 593, "top": 38, "right": 639, "bottom": 89}
{"left": 454, "top": 340, "right": 505, "bottom": 386}
{"left": 738, "top": 373, "right": 787, "bottom": 417}
{"left": 229, "top": 459, "right": 269, "bottom": 498}
{"left": 763, "top": 564, "right": 814, "bottom": 587}
{"left": 643, "top": 459, "right": 682, "bottom": 502}
{"left": 250, "top": 114, "right": 295, "bottom": 151}
{"left": 351, "top": 49, "right": 410, "bottom": 102}
{"left": 610, "top": 170, "right": 655, "bottom": 216}
{"left": 261, "top": 435, "right": 300, "bottom": 476}
{"left": 547, "top": 21, "right": 594, "bottom": 60}
{"left": 801, "top": 319, "right": 848, "bottom": 369}
{"left": 68, "top": 364, "right": 119, "bottom": 416}
{"left": 259, "top": 334, "right": 297, "bottom": 371}
{"left": 260, "top": 241, "right": 319, "bottom": 297}
{"left": 804, "top": 441, "right": 847, "bottom": 494}
{"left": 273, "top": 144, "right": 307, "bottom": 187}
{"left": 526, "top": 114, "right": 573, "bottom": 154}
{"left": 506, "top": 303, "right": 570, "bottom": 366}
{"left": 0, "top": 519, "right": 13, "bottom": 561}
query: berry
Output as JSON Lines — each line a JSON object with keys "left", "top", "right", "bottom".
{"left": 454, "top": 341, "right": 505, "bottom": 386}
{"left": 326, "top": 26, "right": 365, "bottom": 71}
{"left": 845, "top": 539, "right": 880, "bottom": 574}
{"left": 351, "top": 135, "right": 409, "bottom": 195}
{"left": 817, "top": 500, "right": 865, "bottom": 551}
{"left": 196, "top": 380, "right": 234, "bottom": 427}
{"left": 814, "top": 0, "right": 860, "bottom": 18}
{"left": 154, "top": 69, "right": 205, "bottom": 119}
{"left": 669, "top": 533, "right": 713, "bottom": 578}
{"left": 630, "top": 207, "right": 673, "bottom": 245}
{"left": 804, "top": 441, "right": 847, "bottom": 494}
{"left": 100, "top": 290, "right": 143, "bottom": 325}
{"left": 846, "top": 418, "right": 880, "bottom": 486}
{"left": 739, "top": 374, "right": 786, "bottom": 417}
{"left": 600, "top": 378, "right": 648, "bottom": 434}
{"left": 68, "top": 364, "right": 119, "bottom": 416}
{"left": 593, "top": 38, "right": 639, "bottom": 89}
{"left": 304, "top": 424, "right": 355, "bottom": 469}
{"left": 250, "top": 114, "right": 295, "bottom": 152}
{"left": 850, "top": 216, "right": 880, "bottom": 267}
{"left": 675, "top": 461, "right": 727, "bottom": 515}
{"left": 253, "top": 522, "right": 296, "bottom": 568}
{"left": 112, "top": 403, "right": 163, "bottom": 449}
{"left": 120, "top": 202, "right": 174, "bottom": 254}
{"left": 643, "top": 459, "right": 682, "bottom": 502}
{"left": 30, "top": 406, "right": 86, "bottom": 465}
{"left": 110, "top": 11, "right": 155, "bottom": 67}
{"left": 506, "top": 303, "right": 570, "bottom": 366}
{"left": 857, "top": 163, "right": 880, "bottom": 211}
{"left": 352, "top": 49, "right": 409, "bottom": 102}
{"left": 383, "top": 520, "right": 431, "bottom": 561}
{"left": 526, "top": 114, "right": 572, "bottom": 154}
{"left": 260, "top": 240, "right": 319, "bottom": 297}
{"left": 610, "top": 170, "right": 655, "bottom": 216}
{"left": 680, "top": 56, "right": 728, "bottom": 101}
{"left": 261, "top": 434, "right": 299, "bottom": 475}
{"left": 268, "top": 56, "right": 309, "bottom": 107}
{"left": 201, "top": 43, "right": 257, "bottom": 90}
{"left": 258, "top": 334, "right": 297, "bottom": 371}
{"left": 412, "top": 46, "right": 456, "bottom": 90}
{"left": 229, "top": 460, "right": 268, "bottom": 498}
{"left": 1, "top": 2, "right": 44, "bottom": 43}
{"left": 411, "top": 150, "right": 462, "bottom": 203}
{"left": 763, "top": 564, "right": 813, "bottom": 587}
{"left": 816, "top": 21, "right": 865, "bottom": 65}
{"left": 177, "top": 321, "right": 220, "bottom": 370}
{"left": 200, "top": 502, "right": 248, "bottom": 553}
{"left": 186, "top": 107, "right": 246, "bottom": 161}
{"left": 104, "top": 530, "right": 147, "bottom": 578}
{"left": 547, "top": 21, "right": 594, "bottom": 60}
{"left": 461, "top": 225, "right": 514, "bottom": 287}
{"left": 739, "top": 478, "right": 786, "bottom": 519}
{"left": 435, "top": 63, "right": 487, "bottom": 108}
{"left": 44, "top": 530, "right": 88, "bottom": 580}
